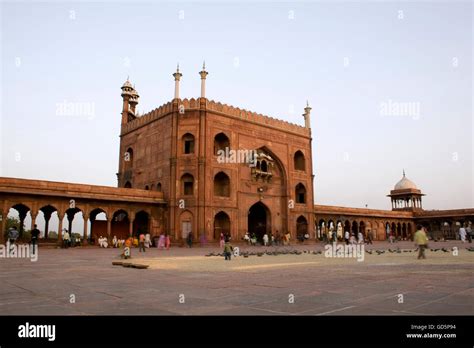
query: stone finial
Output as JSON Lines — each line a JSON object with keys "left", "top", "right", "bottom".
{"left": 173, "top": 63, "right": 182, "bottom": 81}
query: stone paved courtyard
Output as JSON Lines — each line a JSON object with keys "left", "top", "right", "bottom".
{"left": 0, "top": 241, "right": 473, "bottom": 315}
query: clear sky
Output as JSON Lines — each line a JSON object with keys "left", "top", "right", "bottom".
{"left": 1, "top": 0, "right": 473, "bottom": 212}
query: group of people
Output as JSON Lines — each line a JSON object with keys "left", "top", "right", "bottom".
{"left": 157, "top": 233, "right": 171, "bottom": 250}
{"left": 343, "top": 230, "right": 368, "bottom": 245}
{"left": 242, "top": 231, "right": 293, "bottom": 246}
{"left": 61, "top": 229, "right": 81, "bottom": 248}
{"left": 458, "top": 223, "right": 473, "bottom": 243}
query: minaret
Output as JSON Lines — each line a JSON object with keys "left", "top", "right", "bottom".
{"left": 173, "top": 64, "right": 182, "bottom": 100}
{"left": 199, "top": 61, "right": 208, "bottom": 99}
{"left": 129, "top": 84, "right": 139, "bottom": 115}
{"left": 303, "top": 100, "right": 312, "bottom": 128}
{"left": 120, "top": 77, "right": 134, "bottom": 125}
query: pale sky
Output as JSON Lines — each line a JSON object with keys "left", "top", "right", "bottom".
{"left": 1, "top": 0, "right": 473, "bottom": 214}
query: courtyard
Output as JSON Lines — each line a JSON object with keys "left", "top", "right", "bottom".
{"left": 0, "top": 241, "right": 472, "bottom": 316}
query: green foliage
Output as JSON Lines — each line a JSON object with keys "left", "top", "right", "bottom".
{"left": 21, "top": 230, "right": 31, "bottom": 242}
{"left": 3, "top": 216, "right": 21, "bottom": 238}
{"left": 72, "top": 233, "right": 82, "bottom": 239}
{"left": 5, "top": 216, "right": 20, "bottom": 231}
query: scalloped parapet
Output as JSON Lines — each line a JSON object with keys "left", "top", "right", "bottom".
{"left": 206, "top": 100, "right": 310, "bottom": 136}
{"left": 121, "top": 98, "right": 311, "bottom": 136}
{"left": 121, "top": 101, "right": 174, "bottom": 135}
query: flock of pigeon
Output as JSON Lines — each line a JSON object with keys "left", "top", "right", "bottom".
{"left": 205, "top": 247, "right": 474, "bottom": 258}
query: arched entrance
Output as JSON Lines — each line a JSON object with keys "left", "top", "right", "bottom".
{"left": 112, "top": 209, "right": 130, "bottom": 240}
{"left": 179, "top": 210, "right": 193, "bottom": 240}
{"left": 296, "top": 216, "right": 308, "bottom": 238}
{"left": 214, "top": 211, "right": 230, "bottom": 240}
{"left": 133, "top": 211, "right": 150, "bottom": 237}
{"left": 248, "top": 202, "right": 270, "bottom": 242}
{"left": 351, "top": 221, "right": 358, "bottom": 236}
{"left": 344, "top": 220, "right": 351, "bottom": 236}
{"left": 359, "top": 221, "right": 365, "bottom": 239}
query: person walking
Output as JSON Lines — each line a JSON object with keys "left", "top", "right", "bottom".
{"left": 63, "top": 229, "right": 70, "bottom": 249}
{"left": 263, "top": 233, "right": 269, "bottom": 246}
{"left": 414, "top": 225, "right": 428, "bottom": 259}
{"left": 158, "top": 234, "right": 165, "bottom": 249}
{"left": 186, "top": 231, "right": 193, "bottom": 248}
{"left": 366, "top": 230, "right": 373, "bottom": 244}
{"left": 223, "top": 239, "right": 233, "bottom": 261}
{"left": 344, "top": 230, "right": 350, "bottom": 245}
{"left": 165, "top": 233, "right": 171, "bottom": 250}
{"left": 243, "top": 232, "right": 250, "bottom": 245}
{"left": 466, "top": 224, "right": 473, "bottom": 243}
{"left": 357, "top": 231, "right": 364, "bottom": 244}
{"left": 139, "top": 232, "right": 146, "bottom": 252}
{"left": 122, "top": 237, "right": 133, "bottom": 259}
{"left": 7, "top": 226, "right": 19, "bottom": 252}
{"left": 219, "top": 232, "right": 225, "bottom": 248}
{"left": 459, "top": 225, "right": 467, "bottom": 243}
{"left": 31, "top": 224, "right": 40, "bottom": 255}
{"left": 145, "top": 233, "right": 151, "bottom": 248}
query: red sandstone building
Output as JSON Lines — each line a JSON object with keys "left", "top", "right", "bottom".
{"left": 0, "top": 66, "right": 472, "bottom": 244}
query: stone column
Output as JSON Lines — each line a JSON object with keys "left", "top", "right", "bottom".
{"left": 57, "top": 213, "right": 64, "bottom": 245}
{"left": 107, "top": 218, "right": 112, "bottom": 239}
{"left": 43, "top": 211, "right": 52, "bottom": 239}
{"left": 83, "top": 213, "right": 89, "bottom": 245}
{"left": 129, "top": 212, "right": 135, "bottom": 237}
{"left": 199, "top": 62, "right": 208, "bottom": 99}
{"left": 30, "top": 212, "right": 37, "bottom": 231}
{"left": 18, "top": 210, "right": 27, "bottom": 239}
{"left": 173, "top": 65, "right": 182, "bottom": 100}
{"left": 67, "top": 211, "right": 74, "bottom": 235}
{"left": 303, "top": 101, "right": 311, "bottom": 129}
{"left": 0, "top": 208, "right": 8, "bottom": 244}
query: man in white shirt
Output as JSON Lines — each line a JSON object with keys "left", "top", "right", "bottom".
{"left": 459, "top": 226, "right": 467, "bottom": 243}
{"left": 263, "top": 233, "right": 269, "bottom": 246}
{"left": 63, "top": 229, "right": 70, "bottom": 249}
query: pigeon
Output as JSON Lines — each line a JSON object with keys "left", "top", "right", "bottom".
{"left": 442, "top": 248, "right": 449, "bottom": 253}
{"left": 366, "top": 250, "right": 373, "bottom": 255}
{"left": 466, "top": 247, "right": 474, "bottom": 252}
{"left": 376, "top": 250, "right": 384, "bottom": 255}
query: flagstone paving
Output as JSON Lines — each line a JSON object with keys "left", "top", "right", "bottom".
{"left": 0, "top": 241, "right": 472, "bottom": 315}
